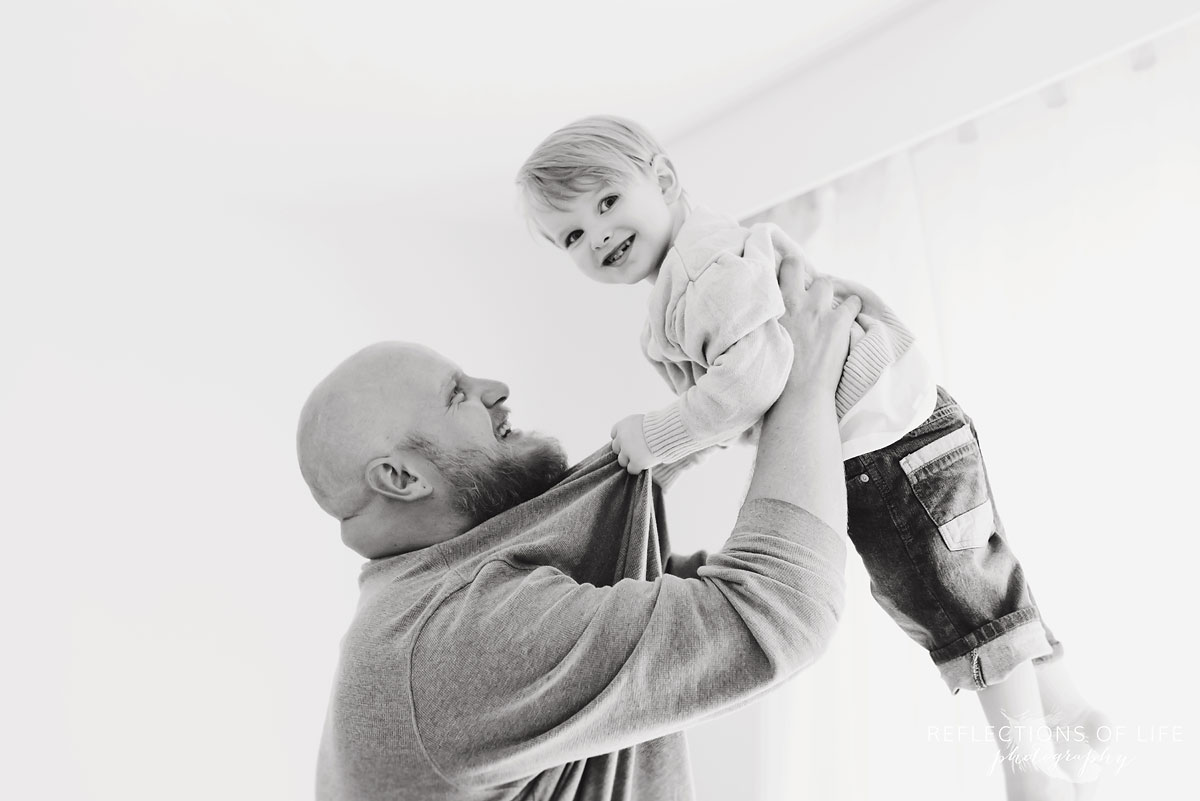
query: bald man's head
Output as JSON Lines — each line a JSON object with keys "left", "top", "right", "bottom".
{"left": 296, "top": 342, "right": 433, "bottom": 520}
{"left": 297, "top": 342, "right": 569, "bottom": 556}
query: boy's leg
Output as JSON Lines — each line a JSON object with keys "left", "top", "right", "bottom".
{"left": 977, "top": 660, "right": 1075, "bottom": 801}
{"left": 1034, "top": 658, "right": 1111, "bottom": 797}
{"left": 844, "top": 388, "right": 1076, "bottom": 799}
{"left": 843, "top": 389, "right": 1056, "bottom": 691}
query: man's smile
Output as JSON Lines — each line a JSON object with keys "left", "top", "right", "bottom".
{"left": 492, "top": 409, "right": 514, "bottom": 440}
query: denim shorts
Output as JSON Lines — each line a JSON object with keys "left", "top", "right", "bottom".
{"left": 843, "top": 387, "right": 1062, "bottom": 692}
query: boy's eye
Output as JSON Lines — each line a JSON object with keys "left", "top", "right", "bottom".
{"left": 599, "top": 195, "right": 618, "bottom": 212}
{"left": 450, "top": 386, "right": 466, "bottom": 404}
{"left": 564, "top": 230, "right": 582, "bottom": 247}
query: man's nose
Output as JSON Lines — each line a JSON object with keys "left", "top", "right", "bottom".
{"left": 477, "top": 378, "right": 510, "bottom": 408}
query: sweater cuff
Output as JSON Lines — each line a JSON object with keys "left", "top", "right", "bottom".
{"left": 650, "top": 458, "right": 688, "bottom": 490}
{"left": 733, "top": 498, "right": 846, "bottom": 559}
{"left": 643, "top": 403, "right": 703, "bottom": 464}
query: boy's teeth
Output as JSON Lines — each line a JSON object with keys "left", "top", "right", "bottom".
{"left": 606, "top": 237, "right": 632, "bottom": 264}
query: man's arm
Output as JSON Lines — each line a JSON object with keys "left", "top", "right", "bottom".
{"left": 412, "top": 274, "right": 862, "bottom": 789}
{"left": 746, "top": 273, "right": 854, "bottom": 533}
{"left": 411, "top": 501, "right": 845, "bottom": 788}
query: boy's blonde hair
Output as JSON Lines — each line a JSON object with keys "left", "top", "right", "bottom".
{"left": 516, "top": 115, "right": 669, "bottom": 212}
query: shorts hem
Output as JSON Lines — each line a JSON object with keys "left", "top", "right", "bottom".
{"left": 932, "top": 610, "right": 1054, "bottom": 693}
{"left": 1033, "top": 639, "right": 1065, "bottom": 666}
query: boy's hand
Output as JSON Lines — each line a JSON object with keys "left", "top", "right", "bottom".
{"left": 610, "top": 415, "right": 658, "bottom": 475}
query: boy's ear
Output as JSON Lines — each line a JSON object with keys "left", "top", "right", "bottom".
{"left": 365, "top": 456, "right": 433, "bottom": 503}
{"left": 650, "top": 154, "right": 683, "bottom": 203}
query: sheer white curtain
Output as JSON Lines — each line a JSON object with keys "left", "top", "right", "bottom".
{"left": 740, "top": 20, "right": 1200, "bottom": 801}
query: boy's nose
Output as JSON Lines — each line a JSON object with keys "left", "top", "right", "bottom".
{"left": 590, "top": 230, "right": 611, "bottom": 250}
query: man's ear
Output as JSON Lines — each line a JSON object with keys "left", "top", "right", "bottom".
{"left": 650, "top": 154, "right": 682, "bottom": 203}
{"left": 365, "top": 456, "right": 433, "bottom": 502}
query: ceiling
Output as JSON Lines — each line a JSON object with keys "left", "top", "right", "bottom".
{"left": 9, "top": 0, "right": 921, "bottom": 203}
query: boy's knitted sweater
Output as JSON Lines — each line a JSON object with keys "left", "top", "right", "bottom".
{"left": 316, "top": 446, "right": 846, "bottom": 800}
{"left": 640, "top": 207, "right": 934, "bottom": 464}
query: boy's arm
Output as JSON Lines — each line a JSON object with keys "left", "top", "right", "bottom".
{"left": 641, "top": 250, "right": 794, "bottom": 465}
{"left": 648, "top": 446, "right": 713, "bottom": 489}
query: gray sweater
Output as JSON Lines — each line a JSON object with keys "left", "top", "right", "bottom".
{"left": 316, "top": 446, "right": 847, "bottom": 800}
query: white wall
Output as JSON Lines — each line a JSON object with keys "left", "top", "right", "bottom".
{"left": 670, "top": 0, "right": 1200, "bottom": 218}
{"left": 2, "top": 2, "right": 1198, "bottom": 800}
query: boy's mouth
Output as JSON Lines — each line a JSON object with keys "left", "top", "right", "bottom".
{"left": 602, "top": 235, "right": 635, "bottom": 267}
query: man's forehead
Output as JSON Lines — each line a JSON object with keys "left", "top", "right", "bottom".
{"left": 405, "top": 348, "right": 461, "bottom": 391}
{"left": 380, "top": 350, "right": 461, "bottom": 429}
{"left": 344, "top": 343, "right": 456, "bottom": 401}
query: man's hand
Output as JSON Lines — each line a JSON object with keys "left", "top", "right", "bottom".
{"left": 610, "top": 414, "right": 658, "bottom": 475}
{"left": 777, "top": 259, "right": 861, "bottom": 396}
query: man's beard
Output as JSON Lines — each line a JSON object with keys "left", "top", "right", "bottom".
{"left": 413, "top": 433, "right": 569, "bottom": 528}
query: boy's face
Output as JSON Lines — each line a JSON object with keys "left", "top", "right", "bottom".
{"left": 531, "top": 167, "right": 678, "bottom": 285}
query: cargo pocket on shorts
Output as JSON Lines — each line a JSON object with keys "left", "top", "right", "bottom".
{"left": 899, "top": 424, "right": 995, "bottom": 551}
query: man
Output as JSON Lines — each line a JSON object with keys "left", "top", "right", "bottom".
{"left": 297, "top": 260, "right": 861, "bottom": 800}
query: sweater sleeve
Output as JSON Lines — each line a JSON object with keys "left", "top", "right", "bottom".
{"left": 648, "top": 444, "right": 716, "bottom": 491}
{"left": 642, "top": 252, "right": 794, "bottom": 464}
{"left": 409, "top": 499, "right": 846, "bottom": 789}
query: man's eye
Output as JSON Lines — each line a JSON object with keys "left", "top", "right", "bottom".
{"left": 451, "top": 386, "right": 466, "bottom": 403}
{"left": 600, "top": 195, "right": 618, "bottom": 212}
{"left": 564, "top": 230, "right": 582, "bottom": 247}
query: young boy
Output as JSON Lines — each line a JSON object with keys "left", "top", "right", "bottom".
{"left": 516, "top": 115, "right": 1107, "bottom": 801}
